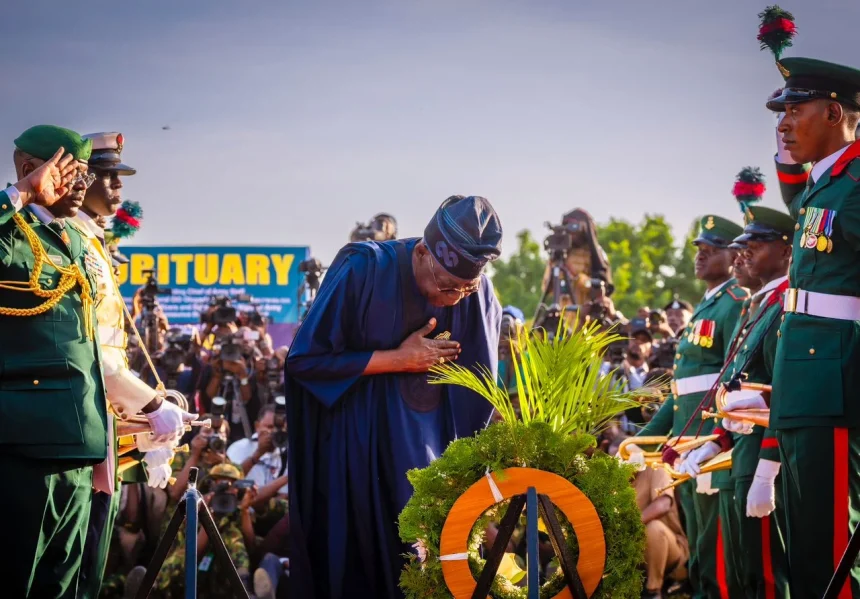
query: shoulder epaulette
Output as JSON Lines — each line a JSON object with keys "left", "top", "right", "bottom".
{"left": 66, "top": 220, "right": 85, "bottom": 235}
{"left": 726, "top": 285, "right": 749, "bottom": 301}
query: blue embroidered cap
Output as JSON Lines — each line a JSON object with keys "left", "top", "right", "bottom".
{"left": 423, "top": 195, "right": 502, "bottom": 280}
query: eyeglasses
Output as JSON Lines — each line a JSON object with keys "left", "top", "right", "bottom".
{"left": 427, "top": 253, "right": 480, "bottom": 297}
{"left": 71, "top": 170, "right": 97, "bottom": 189}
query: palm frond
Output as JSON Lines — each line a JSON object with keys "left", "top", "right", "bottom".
{"left": 430, "top": 316, "right": 655, "bottom": 435}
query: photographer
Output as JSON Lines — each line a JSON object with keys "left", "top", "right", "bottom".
{"left": 167, "top": 417, "right": 233, "bottom": 506}
{"left": 540, "top": 208, "right": 613, "bottom": 309}
{"left": 348, "top": 212, "right": 398, "bottom": 242}
{"left": 140, "top": 326, "right": 202, "bottom": 399}
{"left": 227, "top": 406, "right": 288, "bottom": 496}
{"left": 663, "top": 299, "right": 693, "bottom": 337}
{"left": 154, "top": 464, "right": 255, "bottom": 598}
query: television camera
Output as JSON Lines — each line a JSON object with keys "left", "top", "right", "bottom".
{"left": 349, "top": 213, "right": 398, "bottom": 243}
{"left": 298, "top": 257, "right": 326, "bottom": 323}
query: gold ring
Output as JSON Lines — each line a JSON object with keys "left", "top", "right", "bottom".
{"left": 438, "top": 356, "right": 445, "bottom": 365}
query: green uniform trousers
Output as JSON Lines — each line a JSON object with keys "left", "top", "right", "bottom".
{"left": 78, "top": 489, "right": 121, "bottom": 599}
{"left": 732, "top": 478, "right": 790, "bottom": 599}
{"left": 678, "top": 481, "right": 723, "bottom": 598}
{"left": 0, "top": 455, "right": 93, "bottom": 598}
{"left": 778, "top": 427, "right": 860, "bottom": 598}
{"left": 718, "top": 489, "right": 745, "bottom": 599}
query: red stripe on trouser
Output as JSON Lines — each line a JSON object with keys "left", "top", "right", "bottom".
{"left": 761, "top": 516, "right": 775, "bottom": 599}
{"left": 834, "top": 428, "right": 851, "bottom": 599}
{"left": 716, "top": 516, "right": 729, "bottom": 599}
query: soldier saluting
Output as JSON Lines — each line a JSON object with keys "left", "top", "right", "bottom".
{"left": 768, "top": 56, "right": 860, "bottom": 596}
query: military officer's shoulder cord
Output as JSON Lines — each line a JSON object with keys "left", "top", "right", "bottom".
{"left": 0, "top": 214, "right": 94, "bottom": 339}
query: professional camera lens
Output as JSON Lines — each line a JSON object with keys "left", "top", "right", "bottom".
{"left": 208, "top": 435, "right": 226, "bottom": 453}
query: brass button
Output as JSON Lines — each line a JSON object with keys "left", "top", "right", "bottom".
{"left": 716, "top": 292, "right": 722, "bottom": 297}
{"left": 809, "top": 348, "right": 815, "bottom": 355}
{"left": 675, "top": 353, "right": 681, "bottom": 359}
{"left": 799, "top": 208, "right": 806, "bottom": 215}
{"left": 673, "top": 405, "right": 679, "bottom": 411}
{"left": 777, "top": 330, "right": 781, "bottom": 337}
{"left": 795, "top": 223, "right": 801, "bottom": 231}
{"left": 33, "top": 380, "right": 39, "bottom": 385}
{"left": 1, "top": 204, "right": 6, "bottom": 210}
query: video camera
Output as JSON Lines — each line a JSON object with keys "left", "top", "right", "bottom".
{"left": 651, "top": 337, "right": 679, "bottom": 369}
{"left": 159, "top": 328, "right": 193, "bottom": 373}
{"left": 140, "top": 270, "right": 171, "bottom": 309}
{"left": 349, "top": 213, "right": 397, "bottom": 243}
{"left": 209, "top": 478, "right": 254, "bottom": 515}
{"left": 298, "top": 258, "right": 323, "bottom": 291}
{"left": 543, "top": 221, "right": 583, "bottom": 259}
{"left": 202, "top": 293, "right": 251, "bottom": 327}
{"left": 212, "top": 333, "right": 246, "bottom": 363}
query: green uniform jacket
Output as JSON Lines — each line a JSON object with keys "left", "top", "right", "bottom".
{"left": 639, "top": 279, "right": 748, "bottom": 439}
{"left": 773, "top": 147, "right": 860, "bottom": 429}
{"left": 0, "top": 190, "right": 107, "bottom": 462}
{"left": 723, "top": 286, "right": 785, "bottom": 480}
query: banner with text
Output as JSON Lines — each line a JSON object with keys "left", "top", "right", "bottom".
{"left": 116, "top": 245, "right": 311, "bottom": 325}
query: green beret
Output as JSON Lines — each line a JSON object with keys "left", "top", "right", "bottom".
{"left": 767, "top": 57, "right": 860, "bottom": 111}
{"left": 734, "top": 205, "right": 796, "bottom": 245}
{"left": 692, "top": 215, "right": 744, "bottom": 249}
{"left": 14, "top": 125, "right": 91, "bottom": 162}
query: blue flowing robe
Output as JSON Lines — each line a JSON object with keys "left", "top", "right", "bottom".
{"left": 285, "top": 238, "right": 501, "bottom": 599}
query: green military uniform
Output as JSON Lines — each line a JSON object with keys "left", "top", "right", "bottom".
{"left": 639, "top": 215, "right": 748, "bottom": 599}
{"left": 154, "top": 463, "right": 250, "bottom": 598}
{"left": 713, "top": 292, "right": 753, "bottom": 599}
{"left": 768, "top": 57, "right": 860, "bottom": 597}
{"left": 712, "top": 206, "right": 795, "bottom": 598}
{"left": 0, "top": 126, "right": 107, "bottom": 598}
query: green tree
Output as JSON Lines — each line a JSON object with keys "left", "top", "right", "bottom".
{"left": 488, "top": 230, "right": 545, "bottom": 319}
{"left": 664, "top": 219, "right": 705, "bottom": 303}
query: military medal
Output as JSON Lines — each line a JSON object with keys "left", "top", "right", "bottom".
{"left": 803, "top": 207, "right": 837, "bottom": 253}
{"left": 691, "top": 320, "right": 701, "bottom": 346}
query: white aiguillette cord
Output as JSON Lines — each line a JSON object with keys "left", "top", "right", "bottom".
{"left": 438, "top": 470, "right": 504, "bottom": 563}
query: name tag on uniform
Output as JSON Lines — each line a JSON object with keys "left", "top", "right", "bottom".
{"left": 48, "top": 254, "right": 64, "bottom": 267}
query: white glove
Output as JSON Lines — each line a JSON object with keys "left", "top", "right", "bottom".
{"left": 747, "top": 459, "right": 780, "bottom": 518}
{"left": 135, "top": 431, "right": 179, "bottom": 452}
{"left": 722, "top": 417, "right": 755, "bottom": 435}
{"left": 145, "top": 463, "right": 173, "bottom": 489}
{"left": 144, "top": 400, "right": 197, "bottom": 443}
{"left": 775, "top": 112, "right": 797, "bottom": 165}
{"left": 724, "top": 392, "right": 767, "bottom": 411}
{"left": 677, "top": 441, "right": 721, "bottom": 477}
{"left": 615, "top": 443, "right": 646, "bottom": 472}
{"left": 143, "top": 447, "right": 173, "bottom": 469}
{"left": 696, "top": 472, "right": 719, "bottom": 495}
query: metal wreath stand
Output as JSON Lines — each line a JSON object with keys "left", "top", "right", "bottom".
{"left": 134, "top": 467, "right": 250, "bottom": 599}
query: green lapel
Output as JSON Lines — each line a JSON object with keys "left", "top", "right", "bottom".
{"left": 692, "top": 278, "right": 732, "bottom": 318}
{"left": 802, "top": 168, "right": 834, "bottom": 207}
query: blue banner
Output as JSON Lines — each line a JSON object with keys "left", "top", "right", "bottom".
{"left": 116, "top": 245, "right": 311, "bottom": 325}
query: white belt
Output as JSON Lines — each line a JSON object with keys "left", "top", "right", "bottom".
{"left": 99, "top": 326, "right": 127, "bottom": 348}
{"left": 671, "top": 373, "right": 719, "bottom": 397}
{"left": 784, "top": 288, "right": 860, "bottom": 321}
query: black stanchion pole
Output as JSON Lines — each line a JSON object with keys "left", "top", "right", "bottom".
{"left": 823, "top": 522, "right": 860, "bottom": 599}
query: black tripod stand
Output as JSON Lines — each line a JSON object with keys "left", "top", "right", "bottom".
{"left": 134, "top": 467, "right": 250, "bottom": 599}
{"left": 533, "top": 251, "right": 579, "bottom": 337}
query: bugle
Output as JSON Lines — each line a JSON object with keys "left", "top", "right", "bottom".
{"left": 702, "top": 382, "right": 771, "bottom": 427}
{"left": 656, "top": 449, "right": 733, "bottom": 495}
{"left": 116, "top": 418, "right": 212, "bottom": 439}
{"left": 618, "top": 434, "right": 720, "bottom": 465}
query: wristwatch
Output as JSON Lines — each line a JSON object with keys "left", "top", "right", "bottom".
{"left": 240, "top": 376, "right": 250, "bottom": 386}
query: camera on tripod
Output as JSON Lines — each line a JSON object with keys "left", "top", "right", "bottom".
{"left": 140, "top": 270, "right": 171, "bottom": 308}
{"left": 543, "top": 221, "right": 582, "bottom": 258}
{"left": 349, "top": 213, "right": 397, "bottom": 243}
{"left": 299, "top": 258, "right": 323, "bottom": 291}
{"left": 209, "top": 478, "right": 254, "bottom": 515}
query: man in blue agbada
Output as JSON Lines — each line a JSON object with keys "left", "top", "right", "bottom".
{"left": 285, "top": 195, "right": 504, "bottom": 599}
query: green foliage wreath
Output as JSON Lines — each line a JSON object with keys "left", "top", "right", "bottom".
{"left": 398, "top": 320, "right": 649, "bottom": 599}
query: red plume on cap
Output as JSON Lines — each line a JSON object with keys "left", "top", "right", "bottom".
{"left": 757, "top": 5, "right": 797, "bottom": 61}
{"left": 733, "top": 167, "right": 766, "bottom": 210}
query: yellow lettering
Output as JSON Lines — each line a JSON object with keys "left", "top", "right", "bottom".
{"left": 219, "top": 254, "right": 245, "bottom": 285}
{"left": 194, "top": 254, "right": 220, "bottom": 285}
{"left": 270, "top": 254, "right": 294, "bottom": 285}
{"left": 245, "top": 254, "right": 270, "bottom": 285}
{"left": 130, "top": 254, "right": 155, "bottom": 285}
{"left": 171, "top": 254, "right": 193, "bottom": 285}
{"left": 115, "top": 263, "right": 129, "bottom": 285}
{"left": 157, "top": 255, "right": 171, "bottom": 284}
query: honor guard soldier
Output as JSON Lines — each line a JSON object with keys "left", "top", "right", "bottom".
{"left": 680, "top": 205, "right": 794, "bottom": 598}
{"left": 633, "top": 214, "right": 748, "bottom": 599}
{"left": 767, "top": 56, "right": 860, "bottom": 596}
{"left": 0, "top": 126, "right": 110, "bottom": 597}
{"left": 73, "top": 132, "right": 196, "bottom": 598}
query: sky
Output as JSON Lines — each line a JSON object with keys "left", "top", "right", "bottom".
{"left": 2, "top": 0, "right": 858, "bottom": 266}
